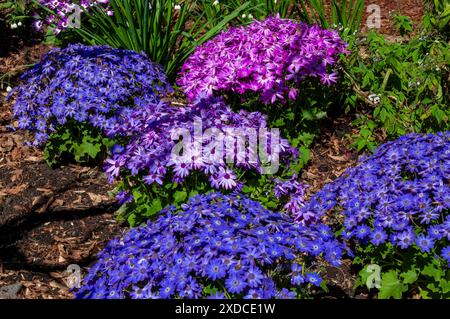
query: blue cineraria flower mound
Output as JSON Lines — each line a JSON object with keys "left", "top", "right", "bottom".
{"left": 9, "top": 43, "right": 172, "bottom": 146}
{"left": 298, "top": 133, "right": 450, "bottom": 298}
{"left": 76, "top": 192, "right": 345, "bottom": 299}
{"left": 299, "top": 132, "right": 450, "bottom": 257}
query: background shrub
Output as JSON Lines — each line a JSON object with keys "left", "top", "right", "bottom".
{"left": 344, "top": 23, "right": 450, "bottom": 151}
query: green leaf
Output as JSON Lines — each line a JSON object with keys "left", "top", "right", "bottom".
{"left": 378, "top": 270, "right": 407, "bottom": 299}
{"left": 439, "top": 279, "right": 450, "bottom": 294}
{"left": 127, "top": 213, "right": 137, "bottom": 227}
{"left": 145, "top": 198, "right": 162, "bottom": 217}
{"left": 241, "top": 185, "right": 252, "bottom": 194}
{"left": 273, "top": 118, "right": 285, "bottom": 127}
{"left": 400, "top": 269, "right": 418, "bottom": 285}
{"left": 173, "top": 190, "right": 187, "bottom": 203}
{"left": 357, "top": 266, "right": 374, "bottom": 290}
{"left": 426, "top": 282, "right": 439, "bottom": 293}
{"left": 422, "top": 263, "right": 444, "bottom": 281}
{"left": 265, "top": 201, "right": 278, "bottom": 209}
{"left": 76, "top": 140, "right": 101, "bottom": 159}
{"left": 189, "top": 189, "right": 199, "bottom": 197}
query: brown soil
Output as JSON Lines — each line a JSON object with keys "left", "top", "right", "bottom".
{"left": 362, "top": 0, "right": 425, "bottom": 35}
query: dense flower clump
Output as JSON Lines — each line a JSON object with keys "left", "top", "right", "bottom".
{"left": 298, "top": 133, "right": 450, "bottom": 263}
{"left": 9, "top": 44, "right": 171, "bottom": 146}
{"left": 35, "top": 1, "right": 111, "bottom": 34}
{"left": 105, "top": 96, "right": 297, "bottom": 190}
{"left": 274, "top": 175, "right": 309, "bottom": 223}
{"left": 76, "top": 192, "right": 345, "bottom": 299}
{"left": 178, "top": 16, "right": 348, "bottom": 104}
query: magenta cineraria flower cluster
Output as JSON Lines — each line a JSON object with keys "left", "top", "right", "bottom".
{"left": 75, "top": 192, "right": 345, "bottom": 299}
{"left": 9, "top": 44, "right": 171, "bottom": 146}
{"left": 104, "top": 96, "right": 297, "bottom": 191}
{"left": 298, "top": 133, "right": 450, "bottom": 264}
{"left": 177, "top": 16, "right": 348, "bottom": 104}
{"left": 35, "top": 1, "right": 111, "bottom": 34}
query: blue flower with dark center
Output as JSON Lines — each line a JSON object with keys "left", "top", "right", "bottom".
{"left": 206, "top": 259, "right": 226, "bottom": 280}
{"left": 226, "top": 274, "right": 247, "bottom": 294}
{"left": 306, "top": 273, "right": 322, "bottom": 287}
{"left": 416, "top": 234, "right": 435, "bottom": 253}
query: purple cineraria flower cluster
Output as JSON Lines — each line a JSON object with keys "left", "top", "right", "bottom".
{"left": 274, "top": 175, "right": 310, "bottom": 224}
{"left": 298, "top": 133, "right": 450, "bottom": 264}
{"left": 75, "top": 192, "right": 345, "bottom": 299}
{"left": 104, "top": 96, "right": 297, "bottom": 190}
{"left": 177, "top": 16, "right": 348, "bottom": 104}
{"left": 9, "top": 44, "right": 171, "bottom": 146}
{"left": 35, "top": 1, "right": 112, "bottom": 34}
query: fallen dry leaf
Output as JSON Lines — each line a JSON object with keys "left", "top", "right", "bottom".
{"left": 10, "top": 168, "right": 23, "bottom": 182}
{"left": 328, "top": 154, "right": 348, "bottom": 162}
{"left": 87, "top": 192, "right": 107, "bottom": 205}
{"left": 2, "top": 183, "right": 28, "bottom": 195}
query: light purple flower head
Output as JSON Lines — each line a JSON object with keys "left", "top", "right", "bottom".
{"left": 104, "top": 96, "right": 297, "bottom": 190}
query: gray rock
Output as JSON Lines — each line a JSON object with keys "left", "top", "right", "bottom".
{"left": 0, "top": 283, "right": 23, "bottom": 299}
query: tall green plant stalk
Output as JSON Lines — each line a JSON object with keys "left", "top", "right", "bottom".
{"left": 67, "top": 0, "right": 249, "bottom": 80}
{"left": 195, "top": 0, "right": 296, "bottom": 26}
{"left": 297, "top": 0, "right": 364, "bottom": 36}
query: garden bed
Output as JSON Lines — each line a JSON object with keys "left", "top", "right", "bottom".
{"left": 0, "top": 0, "right": 449, "bottom": 300}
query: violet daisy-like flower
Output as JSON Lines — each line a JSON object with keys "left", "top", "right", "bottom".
{"left": 225, "top": 274, "right": 247, "bottom": 294}
{"left": 306, "top": 273, "right": 322, "bottom": 287}
{"left": 371, "top": 228, "right": 388, "bottom": 246}
{"left": 442, "top": 246, "right": 450, "bottom": 263}
{"left": 217, "top": 167, "right": 238, "bottom": 190}
{"left": 206, "top": 259, "right": 227, "bottom": 280}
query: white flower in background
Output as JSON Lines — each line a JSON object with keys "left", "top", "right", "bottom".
{"left": 10, "top": 23, "right": 18, "bottom": 29}
{"left": 213, "top": 0, "right": 219, "bottom": 5}
{"left": 248, "top": 13, "right": 253, "bottom": 19}
{"left": 6, "top": 86, "right": 12, "bottom": 93}
{"left": 174, "top": 4, "right": 181, "bottom": 10}
{"left": 17, "top": 21, "right": 22, "bottom": 27}
{"left": 368, "top": 94, "right": 381, "bottom": 104}
{"left": 242, "top": 13, "right": 246, "bottom": 18}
